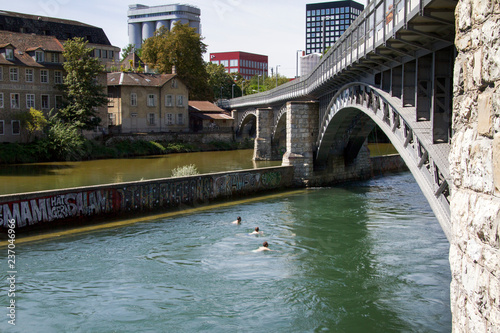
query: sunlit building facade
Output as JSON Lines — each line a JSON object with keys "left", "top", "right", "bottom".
{"left": 306, "top": 1, "right": 364, "bottom": 55}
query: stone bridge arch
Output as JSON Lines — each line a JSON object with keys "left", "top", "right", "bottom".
{"left": 236, "top": 110, "right": 257, "bottom": 139}
{"left": 316, "top": 82, "right": 451, "bottom": 239}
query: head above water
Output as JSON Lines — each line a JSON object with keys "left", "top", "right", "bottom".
{"left": 263, "top": 241, "right": 268, "bottom": 247}
{"left": 237, "top": 216, "right": 241, "bottom": 222}
{"left": 255, "top": 227, "right": 259, "bottom": 232}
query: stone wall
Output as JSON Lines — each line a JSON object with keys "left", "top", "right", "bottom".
{"left": 105, "top": 131, "right": 234, "bottom": 145}
{"left": 450, "top": 0, "right": 500, "bottom": 331}
{"left": 0, "top": 166, "right": 293, "bottom": 232}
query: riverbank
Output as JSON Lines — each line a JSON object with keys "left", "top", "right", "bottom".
{"left": 0, "top": 137, "right": 254, "bottom": 165}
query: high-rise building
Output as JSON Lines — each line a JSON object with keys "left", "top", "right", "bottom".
{"left": 306, "top": 1, "right": 364, "bottom": 55}
{"left": 209, "top": 52, "right": 268, "bottom": 81}
{"left": 128, "top": 4, "right": 201, "bottom": 50}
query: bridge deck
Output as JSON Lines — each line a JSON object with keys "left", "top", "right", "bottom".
{"left": 382, "top": 92, "right": 450, "bottom": 180}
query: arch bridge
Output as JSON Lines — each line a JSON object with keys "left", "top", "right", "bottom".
{"left": 229, "top": 0, "right": 457, "bottom": 239}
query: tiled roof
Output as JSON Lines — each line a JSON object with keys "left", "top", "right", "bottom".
{"left": 188, "top": 101, "right": 225, "bottom": 112}
{"left": 190, "top": 113, "right": 233, "bottom": 120}
{"left": 0, "top": 10, "right": 96, "bottom": 28}
{"left": 0, "top": 31, "right": 64, "bottom": 67}
{"left": 107, "top": 72, "right": 176, "bottom": 87}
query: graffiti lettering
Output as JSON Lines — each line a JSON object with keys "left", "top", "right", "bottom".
{"left": 261, "top": 172, "right": 282, "bottom": 187}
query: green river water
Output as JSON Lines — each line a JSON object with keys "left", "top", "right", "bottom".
{"left": 0, "top": 149, "right": 451, "bottom": 332}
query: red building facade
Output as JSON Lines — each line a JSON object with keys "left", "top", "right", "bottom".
{"left": 209, "top": 51, "right": 268, "bottom": 80}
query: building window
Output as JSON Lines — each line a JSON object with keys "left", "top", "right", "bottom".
{"left": 166, "top": 113, "right": 174, "bottom": 125}
{"left": 0, "top": 120, "right": 3, "bottom": 135}
{"left": 40, "top": 70, "right": 49, "bottom": 83}
{"left": 12, "top": 120, "right": 20, "bottom": 135}
{"left": 220, "top": 60, "right": 229, "bottom": 67}
{"left": 26, "top": 94, "right": 35, "bottom": 109}
{"left": 25, "top": 69, "right": 34, "bottom": 82}
{"left": 0, "top": 93, "right": 3, "bottom": 108}
{"left": 165, "top": 94, "right": 173, "bottom": 107}
{"left": 171, "top": 79, "right": 178, "bottom": 88}
{"left": 102, "top": 50, "right": 108, "bottom": 58}
{"left": 109, "top": 50, "right": 114, "bottom": 59}
{"left": 130, "top": 93, "right": 137, "bottom": 106}
{"left": 211, "top": 60, "right": 219, "bottom": 65}
{"left": 177, "top": 113, "right": 184, "bottom": 125}
{"left": 5, "top": 48, "right": 14, "bottom": 60}
{"left": 148, "top": 113, "right": 155, "bottom": 125}
{"left": 41, "top": 95, "right": 50, "bottom": 109}
{"left": 230, "top": 59, "right": 238, "bottom": 67}
{"left": 95, "top": 49, "right": 101, "bottom": 58}
{"left": 177, "top": 95, "right": 184, "bottom": 107}
{"left": 55, "top": 95, "right": 63, "bottom": 111}
{"left": 0, "top": 67, "right": 3, "bottom": 81}
{"left": 108, "top": 113, "right": 115, "bottom": 125}
{"left": 54, "top": 71, "right": 63, "bottom": 84}
{"left": 10, "top": 93, "right": 20, "bottom": 109}
{"left": 35, "top": 51, "right": 44, "bottom": 62}
{"left": 51, "top": 53, "right": 60, "bottom": 63}
{"left": 147, "top": 94, "right": 156, "bottom": 107}
{"left": 10, "top": 68, "right": 18, "bottom": 81}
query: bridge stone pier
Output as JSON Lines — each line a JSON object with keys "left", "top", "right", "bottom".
{"left": 229, "top": 0, "right": 500, "bottom": 330}
{"left": 281, "top": 101, "right": 319, "bottom": 186}
{"left": 253, "top": 108, "right": 274, "bottom": 161}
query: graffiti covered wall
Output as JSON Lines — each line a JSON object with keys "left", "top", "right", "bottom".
{"left": 0, "top": 167, "right": 293, "bottom": 231}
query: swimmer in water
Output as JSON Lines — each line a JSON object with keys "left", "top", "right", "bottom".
{"left": 232, "top": 216, "right": 242, "bottom": 224}
{"left": 249, "top": 227, "right": 263, "bottom": 235}
{"left": 254, "top": 241, "right": 271, "bottom": 252}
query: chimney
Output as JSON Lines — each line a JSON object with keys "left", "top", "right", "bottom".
{"left": 172, "top": 65, "right": 177, "bottom": 75}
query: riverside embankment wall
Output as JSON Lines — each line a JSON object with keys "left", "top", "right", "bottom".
{"left": 0, "top": 166, "right": 293, "bottom": 232}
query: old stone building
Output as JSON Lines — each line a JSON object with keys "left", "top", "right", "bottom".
{"left": 0, "top": 11, "right": 120, "bottom": 143}
{"left": 0, "top": 31, "right": 65, "bottom": 142}
{"left": 107, "top": 72, "right": 190, "bottom": 133}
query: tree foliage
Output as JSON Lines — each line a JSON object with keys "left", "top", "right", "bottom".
{"left": 18, "top": 108, "right": 48, "bottom": 142}
{"left": 142, "top": 22, "right": 212, "bottom": 101}
{"left": 206, "top": 63, "right": 242, "bottom": 99}
{"left": 240, "top": 74, "right": 290, "bottom": 96}
{"left": 121, "top": 43, "right": 143, "bottom": 62}
{"left": 59, "top": 37, "right": 108, "bottom": 129}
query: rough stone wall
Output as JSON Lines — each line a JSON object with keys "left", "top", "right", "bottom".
{"left": 282, "top": 101, "right": 319, "bottom": 186}
{"left": 253, "top": 108, "right": 274, "bottom": 161}
{"left": 450, "top": 0, "right": 500, "bottom": 331}
{"left": 311, "top": 142, "right": 372, "bottom": 186}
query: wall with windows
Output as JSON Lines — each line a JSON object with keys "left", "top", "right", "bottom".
{"left": 305, "top": 0, "right": 364, "bottom": 54}
{"left": 107, "top": 76, "right": 189, "bottom": 134}
{"left": 210, "top": 51, "right": 269, "bottom": 81}
{"left": 0, "top": 59, "right": 65, "bottom": 143}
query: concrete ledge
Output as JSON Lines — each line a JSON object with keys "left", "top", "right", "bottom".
{"left": 0, "top": 166, "right": 293, "bottom": 232}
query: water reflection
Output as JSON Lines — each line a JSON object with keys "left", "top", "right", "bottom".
{"left": 0, "top": 149, "right": 280, "bottom": 195}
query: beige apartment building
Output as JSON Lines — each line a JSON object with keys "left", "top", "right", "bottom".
{"left": 107, "top": 72, "right": 190, "bottom": 133}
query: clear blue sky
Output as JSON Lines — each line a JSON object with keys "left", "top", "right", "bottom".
{"left": 2, "top": 0, "right": 366, "bottom": 78}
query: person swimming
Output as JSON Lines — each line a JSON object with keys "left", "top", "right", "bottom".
{"left": 249, "top": 227, "right": 263, "bottom": 235}
{"left": 232, "top": 216, "right": 242, "bottom": 224}
{"left": 253, "top": 241, "right": 271, "bottom": 252}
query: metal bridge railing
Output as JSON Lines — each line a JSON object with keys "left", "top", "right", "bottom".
{"left": 228, "top": 0, "right": 422, "bottom": 109}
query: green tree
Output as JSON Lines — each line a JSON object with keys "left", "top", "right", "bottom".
{"left": 121, "top": 43, "right": 142, "bottom": 62}
{"left": 59, "top": 37, "right": 108, "bottom": 130}
{"left": 142, "top": 22, "right": 212, "bottom": 100}
{"left": 206, "top": 63, "right": 242, "bottom": 99}
{"left": 19, "top": 108, "right": 48, "bottom": 142}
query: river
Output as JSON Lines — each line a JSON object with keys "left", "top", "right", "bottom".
{"left": 0, "top": 149, "right": 281, "bottom": 195}
{"left": 0, "top": 172, "right": 451, "bottom": 332}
